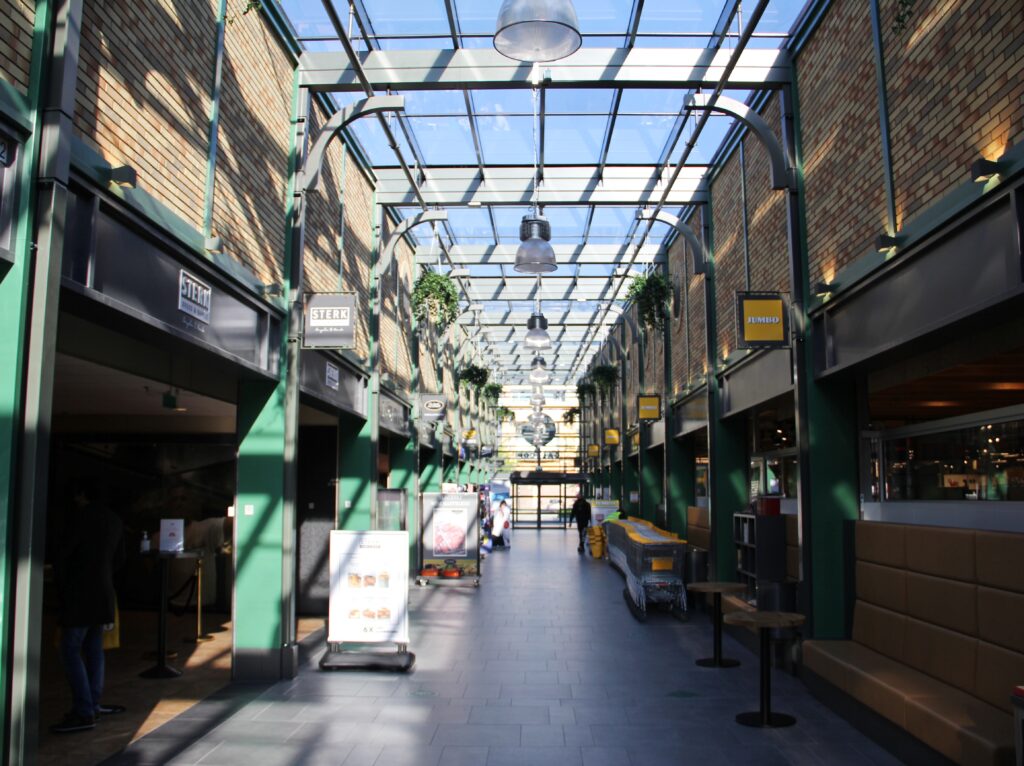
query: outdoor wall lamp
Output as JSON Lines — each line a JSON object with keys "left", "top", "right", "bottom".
{"left": 260, "top": 282, "right": 284, "bottom": 298}
{"left": 874, "top": 233, "right": 902, "bottom": 252}
{"left": 970, "top": 157, "right": 1007, "bottom": 183}
{"left": 103, "top": 164, "right": 137, "bottom": 188}
{"left": 204, "top": 236, "right": 224, "bottom": 254}
{"left": 813, "top": 280, "right": 839, "bottom": 297}
{"left": 494, "top": 0, "right": 582, "bottom": 63}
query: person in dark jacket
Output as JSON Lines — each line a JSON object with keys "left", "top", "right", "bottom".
{"left": 570, "top": 492, "right": 592, "bottom": 553}
{"left": 52, "top": 478, "right": 126, "bottom": 733}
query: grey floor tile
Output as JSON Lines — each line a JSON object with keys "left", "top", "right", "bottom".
{"left": 485, "top": 746, "right": 583, "bottom": 766}
{"left": 469, "top": 705, "right": 549, "bottom": 725}
{"left": 520, "top": 724, "right": 565, "bottom": 746}
{"left": 433, "top": 723, "right": 521, "bottom": 747}
{"left": 439, "top": 746, "right": 490, "bottom": 766}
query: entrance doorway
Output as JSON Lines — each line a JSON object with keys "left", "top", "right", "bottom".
{"left": 509, "top": 472, "right": 586, "bottom": 529}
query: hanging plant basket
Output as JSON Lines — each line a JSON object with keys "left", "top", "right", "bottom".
{"left": 562, "top": 407, "right": 580, "bottom": 425}
{"left": 411, "top": 271, "right": 461, "bottom": 332}
{"left": 494, "top": 406, "right": 515, "bottom": 423}
{"left": 481, "top": 383, "right": 503, "bottom": 404}
{"left": 591, "top": 365, "right": 618, "bottom": 404}
{"left": 626, "top": 272, "right": 672, "bottom": 331}
{"left": 576, "top": 381, "right": 597, "bottom": 404}
{"left": 458, "top": 364, "right": 489, "bottom": 389}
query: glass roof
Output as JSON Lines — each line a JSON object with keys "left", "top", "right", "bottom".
{"left": 280, "top": 0, "right": 811, "bottom": 384}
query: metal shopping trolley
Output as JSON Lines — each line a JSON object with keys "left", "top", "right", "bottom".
{"left": 604, "top": 518, "right": 688, "bottom": 621}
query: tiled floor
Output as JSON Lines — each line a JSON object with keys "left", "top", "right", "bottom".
{"left": 95, "top": 529, "right": 904, "bottom": 766}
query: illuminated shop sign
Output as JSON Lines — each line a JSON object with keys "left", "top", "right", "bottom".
{"left": 604, "top": 428, "right": 620, "bottom": 446}
{"left": 736, "top": 291, "right": 789, "bottom": 349}
{"left": 638, "top": 394, "right": 661, "bottom": 421}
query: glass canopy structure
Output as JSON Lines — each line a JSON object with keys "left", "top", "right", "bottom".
{"left": 278, "top": 0, "right": 808, "bottom": 385}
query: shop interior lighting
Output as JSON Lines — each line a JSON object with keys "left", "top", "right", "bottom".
{"left": 494, "top": 0, "right": 582, "bottom": 63}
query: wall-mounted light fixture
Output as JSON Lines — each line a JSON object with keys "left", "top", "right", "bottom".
{"left": 103, "top": 165, "right": 138, "bottom": 188}
{"left": 970, "top": 157, "right": 1007, "bottom": 183}
{"left": 874, "top": 233, "right": 902, "bottom": 252}
{"left": 813, "top": 280, "right": 839, "bottom": 297}
{"left": 204, "top": 236, "right": 224, "bottom": 254}
{"left": 260, "top": 283, "right": 283, "bottom": 297}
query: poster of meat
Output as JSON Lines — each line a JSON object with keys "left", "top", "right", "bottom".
{"left": 421, "top": 492, "right": 480, "bottom": 576}
{"left": 327, "top": 530, "right": 410, "bottom": 644}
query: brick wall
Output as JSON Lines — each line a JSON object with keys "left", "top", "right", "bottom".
{"left": 711, "top": 151, "right": 744, "bottom": 361}
{"left": 881, "top": 0, "right": 1024, "bottom": 226}
{"left": 667, "top": 237, "right": 687, "bottom": 397}
{"left": 302, "top": 105, "right": 344, "bottom": 295}
{"left": 685, "top": 209, "right": 707, "bottom": 386}
{"left": 339, "top": 150, "right": 375, "bottom": 362}
{"left": 796, "top": 0, "right": 888, "bottom": 287}
{"left": 745, "top": 96, "right": 790, "bottom": 294}
{"left": 211, "top": 7, "right": 293, "bottom": 287}
{"left": 75, "top": 0, "right": 217, "bottom": 231}
{"left": 0, "top": 0, "right": 34, "bottom": 96}
{"left": 642, "top": 300, "right": 665, "bottom": 399}
{"left": 379, "top": 220, "right": 415, "bottom": 393}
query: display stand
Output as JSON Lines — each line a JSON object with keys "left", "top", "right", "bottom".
{"left": 319, "top": 530, "right": 415, "bottom": 672}
{"left": 416, "top": 493, "right": 481, "bottom": 588}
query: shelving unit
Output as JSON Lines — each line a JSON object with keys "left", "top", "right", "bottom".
{"left": 733, "top": 512, "right": 787, "bottom": 604}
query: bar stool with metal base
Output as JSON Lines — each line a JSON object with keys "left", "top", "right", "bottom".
{"left": 723, "top": 610, "right": 805, "bottom": 727}
{"left": 686, "top": 581, "right": 747, "bottom": 668}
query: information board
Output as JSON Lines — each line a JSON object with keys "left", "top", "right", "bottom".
{"left": 327, "top": 530, "right": 410, "bottom": 644}
{"left": 421, "top": 492, "right": 480, "bottom": 576}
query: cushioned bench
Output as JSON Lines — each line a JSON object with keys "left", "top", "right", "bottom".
{"left": 804, "top": 521, "right": 1024, "bottom": 766}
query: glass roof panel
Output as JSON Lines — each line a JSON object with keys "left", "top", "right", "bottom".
{"left": 588, "top": 207, "right": 637, "bottom": 240}
{"left": 405, "top": 117, "right": 478, "bottom": 165}
{"left": 637, "top": 0, "right": 728, "bottom": 33}
{"left": 491, "top": 207, "right": 531, "bottom": 242}
{"left": 604, "top": 114, "right": 676, "bottom": 164}
{"left": 472, "top": 90, "right": 535, "bottom": 116}
{"left": 343, "top": 117, "right": 398, "bottom": 166}
{"left": 376, "top": 36, "right": 452, "bottom": 50}
{"left": 544, "top": 116, "right": 605, "bottom": 165}
{"left": 397, "top": 90, "right": 469, "bottom": 116}
{"left": 361, "top": 0, "right": 451, "bottom": 36}
{"left": 444, "top": 208, "right": 494, "bottom": 242}
{"left": 541, "top": 207, "right": 589, "bottom": 239}
{"left": 618, "top": 89, "right": 686, "bottom": 115}
{"left": 545, "top": 89, "right": 617, "bottom": 116}
{"left": 671, "top": 114, "right": 734, "bottom": 164}
{"left": 759, "top": 0, "right": 809, "bottom": 33}
{"left": 279, "top": 0, "right": 337, "bottom": 39}
{"left": 455, "top": 0, "right": 505, "bottom": 35}
{"left": 575, "top": 0, "right": 634, "bottom": 35}
{"left": 477, "top": 116, "right": 536, "bottom": 164}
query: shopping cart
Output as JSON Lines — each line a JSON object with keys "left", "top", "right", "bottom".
{"left": 604, "top": 518, "right": 688, "bottom": 621}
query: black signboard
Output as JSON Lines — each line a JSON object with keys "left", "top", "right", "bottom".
{"left": 380, "top": 391, "right": 410, "bottom": 438}
{"left": 299, "top": 351, "right": 366, "bottom": 417}
{"left": 417, "top": 393, "right": 447, "bottom": 422}
{"left": 303, "top": 292, "right": 356, "bottom": 349}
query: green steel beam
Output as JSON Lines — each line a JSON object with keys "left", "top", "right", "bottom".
{"left": 201, "top": 0, "right": 228, "bottom": 237}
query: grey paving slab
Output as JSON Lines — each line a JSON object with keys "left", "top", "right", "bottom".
{"left": 104, "top": 530, "right": 911, "bottom": 766}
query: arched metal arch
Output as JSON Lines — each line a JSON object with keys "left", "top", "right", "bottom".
{"left": 686, "top": 93, "right": 796, "bottom": 191}
{"left": 296, "top": 95, "right": 405, "bottom": 194}
{"left": 378, "top": 209, "right": 447, "bottom": 275}
{"left": 638, "top": 208, "right": 709, "bottom": 275}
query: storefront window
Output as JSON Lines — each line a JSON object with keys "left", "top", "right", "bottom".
{"left": 883, "top": 418, "right": 1024, "bottom": 501}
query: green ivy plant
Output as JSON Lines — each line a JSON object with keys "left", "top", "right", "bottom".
{"left": 494, "top": 406, "right": 515, "bottom": 423}
{"left": 562, "top": 407, "right": 580, "bottom": 425}
{"left": 590, "top": 365, "right": 619, "bottom": 404}
{"left": 626, "top": 272, "right": 672, "bottom": 331}
{"left": 576, "top": 381, "right": 597, "bottom": 404}
{"left": 458, "top": 364, "right": 489, "bottom": 389}
{"left": 227, "top": 0, "right": 261, "bottom": 24}
{"left": 481, "top": 382, "right": 503, "bottom": 404}
{"left": 411, "top": 271, "right": 461, "bottom": 332}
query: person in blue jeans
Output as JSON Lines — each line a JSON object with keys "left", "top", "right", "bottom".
{"left": 52, "top": 478, "right": 127, "bottom": 733}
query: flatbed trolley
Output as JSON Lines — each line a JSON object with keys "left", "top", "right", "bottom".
{"left": 603, "top": 518, "right": 688, "bottom": 621}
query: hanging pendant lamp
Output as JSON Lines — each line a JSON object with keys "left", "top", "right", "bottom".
{"left": 514, "top": 215, "right": 557, "bottom": 274}
{"left": 524, "top": 311, "right": 551, "bottom": 349}
{"left": 494, "top": 0, "right": 582, "bottom": 62}
{"left": 529, "top": 356, "right": 551, "bottom": 384}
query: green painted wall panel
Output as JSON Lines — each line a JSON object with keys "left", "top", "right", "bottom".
{"left": 338, "top": 416, "right": 374, "bottom": 531}
{"left": 666, "top": 437, "right": 694, "bottom": 535}
{"left": 709, "top": 408, "right": 747, "bottom": 580}
{"left": 235, "top": 379, "right": 286, "bottom": 649}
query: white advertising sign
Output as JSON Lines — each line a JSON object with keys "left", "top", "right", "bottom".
{"left": 328, "top": 530, "right": 410, "bottom": 644}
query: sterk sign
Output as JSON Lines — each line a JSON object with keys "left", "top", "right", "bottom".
{"left": 303, "top": 292, "right": 356, "bottom": 349}
{"left": 736, "top": 291, "right": 789, "bottom": 349}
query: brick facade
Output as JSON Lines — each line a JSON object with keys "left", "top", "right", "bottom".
{"left": 744, "top": 95, "right": 790, "bottom": 295}
{"left": 211, "top": 8, "right": 293, "bottom": 287}
{"left": 0, "top": 0, "right": 34, "bottom": 97}
{"left": 796, "top": 0, "right": 888, "bottom": 287}
{"left": 685, "top": 210, "right": 707, "bottom": 387}
{"left": 74, "top": 0, "right": 217, "bottom": 232}
{"left": 881, "top": 0, "right": 1024, "bottom": 227}
{"left": 711, "top": 151, "right": 744, "bottom": 361}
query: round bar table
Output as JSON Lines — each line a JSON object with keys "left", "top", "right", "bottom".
{"left": 140, "top": 550, "right": 200, "bottom": 679}
{"left": 686, "top": 581, "right": 747, "bottom": 668}
{"left": 723, "top": 610, "right": 805, "bottom": 727}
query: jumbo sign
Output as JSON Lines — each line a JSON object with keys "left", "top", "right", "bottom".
{"left": 736, "top": 291, "right": 789, "bottom": 349}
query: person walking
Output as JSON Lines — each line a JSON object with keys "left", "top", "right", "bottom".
{"left": 52, "top": 478, "right": 127, "bottom": 733}
{"left": 570, "top": 492, "right": 592, "bottom": 554}
{"left": 491, "top": 500, "right": 511, "bottom": 549}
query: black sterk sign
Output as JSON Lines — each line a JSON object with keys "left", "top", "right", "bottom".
{"left": 303, "top": 292, "right": 356, "bottom": 349}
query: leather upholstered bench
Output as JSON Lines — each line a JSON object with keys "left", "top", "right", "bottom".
{"left": 803, "top": 521, "right": 1024, "bottom": 766}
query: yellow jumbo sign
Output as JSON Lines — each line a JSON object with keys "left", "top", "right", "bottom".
{"left": 737, "top": 292, "right": 789, "bottom": 348}
{"left": 604, "top": 428, "right": 620, "bottom": 445}
{"left": 638, "top": 395, "right": 661, "bottom": 421}
{"left": 587, "top": 444, "right": 600, "bottom": 457}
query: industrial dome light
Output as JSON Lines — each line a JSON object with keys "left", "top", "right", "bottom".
{"left": 529, "top": 356, "right": 551, "bottom": 384}
{"left": 524, "top": 311, "right": 551, "bottom": 349}
{"left": 514, "top": 215, "right": 557, "bottom": 274}
{"left": 494, "top": 0, "right": 582, "bottom": 63}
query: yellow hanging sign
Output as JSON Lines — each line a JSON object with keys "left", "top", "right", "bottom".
{"left": 638, "top": 394, "right": 661, "bottom": 421}
{"left": 587, "top": 444, "right": 600, "bottom": 457}
{"left": 737, "top": 291, "right": 789, "bottom": 348}
{"left": 604, "top": 428, "right": 620, "bottom": 445}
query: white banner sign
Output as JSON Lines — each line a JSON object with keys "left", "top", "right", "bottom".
{"left": 328, "top": 530, "right": 410, "bottom": 644}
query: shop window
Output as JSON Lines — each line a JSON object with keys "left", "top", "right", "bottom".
{"left": 883, "top": 417, "right": 1024, "bottom": 501}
